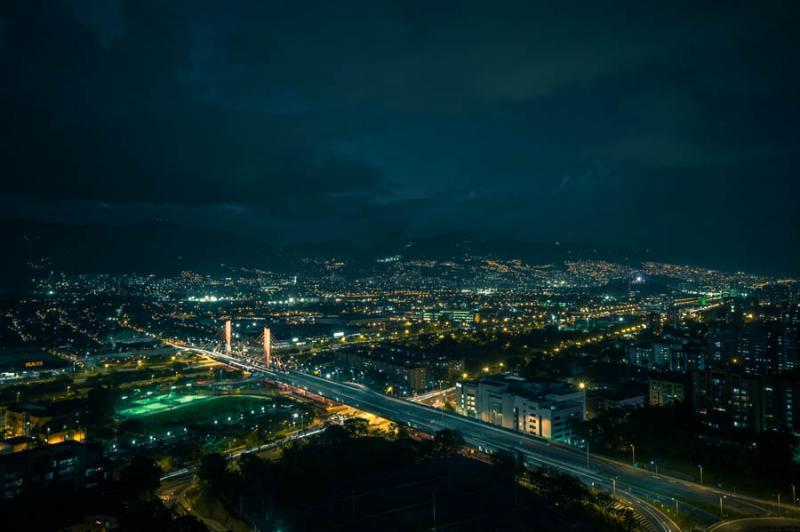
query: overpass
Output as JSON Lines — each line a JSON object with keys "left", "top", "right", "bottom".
{"left": 171, "top": 343, "right": 800, "bottom": 530}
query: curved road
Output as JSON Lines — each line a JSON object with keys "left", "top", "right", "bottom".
{"left": 708, "top": 517, "right": 800, "bottom": 531}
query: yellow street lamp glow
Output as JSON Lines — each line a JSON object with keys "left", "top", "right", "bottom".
{"left": 578, "top": 382, "right": 586, "bottom": 390}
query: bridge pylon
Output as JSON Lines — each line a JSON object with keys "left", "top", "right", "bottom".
{"left": 224, "top": 319, "right": 232, "bottom": 355}
{"left": 263, "top": 327, "right": 271, "bottom": 368}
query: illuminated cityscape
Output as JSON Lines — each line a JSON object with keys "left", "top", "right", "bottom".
{"left": 1, "top": 2, "right": 800, "bottom": 531}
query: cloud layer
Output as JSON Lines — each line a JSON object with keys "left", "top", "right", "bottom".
{"left": 1, "top": 0, "right": 798, "bottom": 273}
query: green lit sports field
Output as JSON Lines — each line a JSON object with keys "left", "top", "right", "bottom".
{"left": 119, "top": 394, "right": 276, "bottom": 433}
{"left": 119, "top": 394, "right": 215, "bottom": 417}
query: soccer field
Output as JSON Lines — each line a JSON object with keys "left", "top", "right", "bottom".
{"left": 119, "top": 393, "right": 216, "bottom": 417}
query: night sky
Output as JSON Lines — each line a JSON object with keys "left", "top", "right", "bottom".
{"left": 1, "top": 1, "right": 799, "bottom": 274}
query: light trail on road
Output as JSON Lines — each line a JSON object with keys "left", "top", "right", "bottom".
{"left": 169, "top": 342, "right": 800, "bottom": 530}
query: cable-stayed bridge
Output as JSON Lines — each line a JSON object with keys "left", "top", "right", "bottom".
{"left": 171, "top": 324, "right": 800, "bottom": 532}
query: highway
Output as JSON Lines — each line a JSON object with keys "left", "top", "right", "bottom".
{"left": 172, "top": 344, "right": 800, "bottom": 530}
{"left": 707, "top": 517, "right": 800, "bottom": 531}
{"left": 281, "top": 368, "right": 688, "bottom": 531}
{"left": 282, "top": 369, "right": 800, "bottom": 529}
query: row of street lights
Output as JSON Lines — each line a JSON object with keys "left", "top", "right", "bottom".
{"left": 591, "top": 440, "right": 800, "bottom": 520}
{"left": 634, "top": 454, "right": 800, "bottom": 517}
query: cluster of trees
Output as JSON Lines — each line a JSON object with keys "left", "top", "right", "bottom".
{"left": 197, "top": 425, "right": 467, "bottom": 527}
{"left": 414, "top": 328, "right": 635, "bottom": 385}
{"left": 114, "top": 454, "right": 208, "bottom": 531}
{"left": 0, "top": 452, "right": 207, "bottom": 531}
{"left": 576, "top": 403, "right": 800, "bottom": 494}
{"left": 198, "top": 423, "right": 635, "bottom": 531}
{"left": 200, "top": 423, "right": 464, "bottom": 490}
{"left": 417, "top": 329, "right": 556, "bottom": 368}
{"left": 492, "top": 451, "right": 637, "bottom": 532}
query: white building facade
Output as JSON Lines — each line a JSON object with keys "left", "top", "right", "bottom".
{"left": 456, "top": 375, "right": 584, "bottom": 442}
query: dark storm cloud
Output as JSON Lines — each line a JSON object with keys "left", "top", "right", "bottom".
{"left": 0, "top": 1, "right": 384, "bottom": 216}
{"left": 1, "top": 0, "right": 798, "bottom": 272}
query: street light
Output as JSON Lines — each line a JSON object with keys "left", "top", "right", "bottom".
{"left": 578, "top": 381, "right": 587, "bottom": 420}
{"left": 630, "top": 444, "right": 636, "bottom": 467}
{"left": 650, "top": 460, "right": 658, "bottom": 475}
{"left": 585, "top": 441, "right": 590, "bottom": 469}
{"left": 698, "top": 465, "right": 704, "bottom": 485}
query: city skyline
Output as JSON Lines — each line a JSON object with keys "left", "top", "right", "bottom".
{"left": 2, "top": 2, "right": 800, "bottom": 531}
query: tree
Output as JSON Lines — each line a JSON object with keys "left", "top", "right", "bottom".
{"left": 343, "top": 417, "right": 369, "bottom": 438}
{"left": 118, "top": 418, "right": 144, "bottom": 439}
{"left": 621, "top": 507, "right": 638, "bottom": 532}
{"left": 86, "top": 385, "right": 115, "bottom": 426}
{"left": 173, "top": 514, "right": 209, "bottom": 531}
{"left": 118, "top": 500, "right": 208, "bottom": 532}
{"left": 395, "top": 422, "right": 411, "bottom": 440}
{"left": 198, "top": 453, "right": 228, "bottom": 492}
{"left": 121, "top": 455, "right": 162, "bottom": 499}
{"left": 432, "top": 429, "right": 464, "bottom": 457}
{"left": 320, "top": 424, "right": 350, "bottom": 445}
{"left": 492, "top": 450, "right": 525, "bottom": 479}
{"left": 539, "top": 469, "right": 587, "bottom": 505}
{"left": 118, "top": 500, "right": 173, "bottom": 531}
{"left": 157, "top": 455, "right": 174, "bottom": 474}
{"left": 387, "top": 422, "right": 411, "bottom": 440}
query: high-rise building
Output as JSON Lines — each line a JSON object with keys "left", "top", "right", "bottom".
{"left": 706, "top": 324, "right": 738, "bottom": 367}
{"left": 692, "top": 369, "right": 800, "bottom": 433}
{"left": 649, "top": 377, "right": 686, "bottom": 406}
{"left": 778, "top": 324, "right": 798, "bottom": 373}
{"left": 736, "top": 325, "right": 774, "bottom": 375}
{"left": 692, "top": 369, "right": 761, "bottom": 430}
{"left": 0, "top": 441, "right": 105, "bottom": 499}
{"left": 626, "top": 343, "right": 678, "bottom": 371}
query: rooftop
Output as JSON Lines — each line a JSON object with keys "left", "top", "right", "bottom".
{"left": 466, "top": 374, "right": 581, "bottom": 402}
